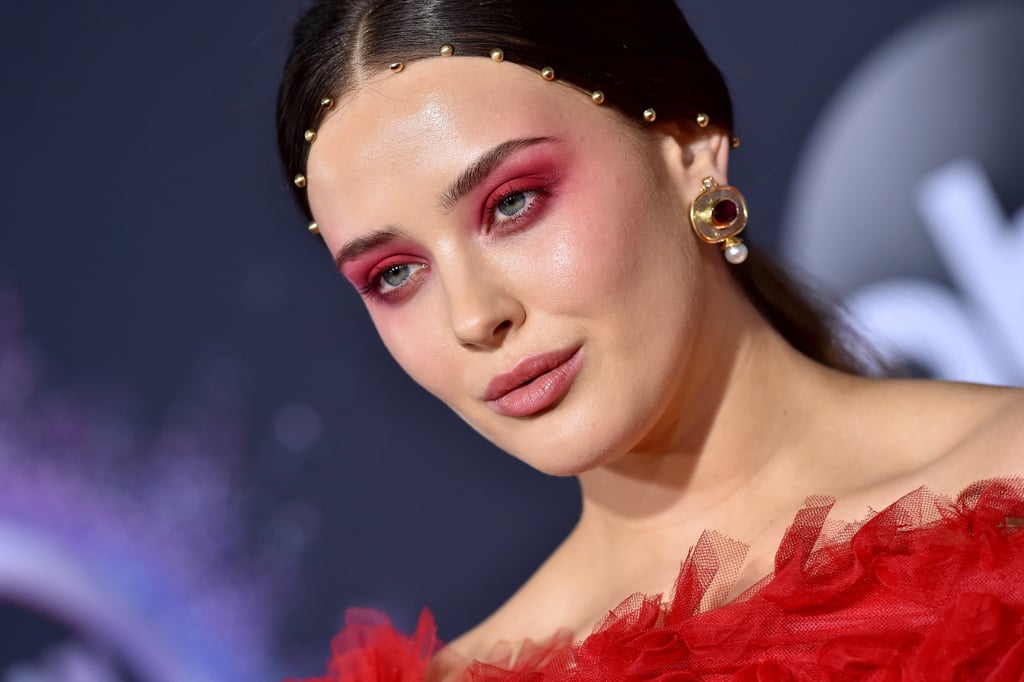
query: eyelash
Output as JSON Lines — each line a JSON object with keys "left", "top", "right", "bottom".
{"left": 359, "top": 183, "right": 548, "bottom": 302}
{"left": 484, "top": 185, "right": 544, "bottom": 232}
{"left": 359, "top": 260, "right": 427, "bottom": 299}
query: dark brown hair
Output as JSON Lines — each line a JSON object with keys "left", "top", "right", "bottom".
{"left": 276, "top": 0, "right": 863, "bottom": 372}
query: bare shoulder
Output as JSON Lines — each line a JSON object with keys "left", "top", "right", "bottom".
{"left": 877, "top": 378, "right": 1024, "bottom": 484}
{"left": 794, "top": 375, "right": 1024, "bottom": 532}
{"left": 940, "top": 381, "right": 1024, "bottom": 477}
{"left": 825, "top": 377, "right": 1023, "bottom": 507}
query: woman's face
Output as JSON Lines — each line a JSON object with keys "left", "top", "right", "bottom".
{"left": 307, "top": 57, "right": 725, "bottom": 475}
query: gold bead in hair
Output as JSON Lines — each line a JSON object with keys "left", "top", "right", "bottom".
{"left": 731, "top": 136, "right": 741, "bottom": 149}
{"left": 440, "top": 44, "right": 454, "bottom": 57}
{"left": 490, "top": 48, "right": 504, "bottom": 62}
{"left": 389, "top": 62, "right": 404, "bottom": 72}
{"left": 304, "top": 129, "right": 316, "bottom": 143}
{"left": 540, "top": 66, "right": 555, "bottom": 81}
{"left": 591, "top": 90, "right": 605, "bottom": 104}
{"left": 294, "top": 174, "right": 307, "bottom": 188}
{"left": 320, "top": 97, "right": 334, "bottom": 109}
{"left": 696, "top": 113, "right": 709, "bottom": 128}
{"left": 308, "top": 221, "right": 319, "bottom": 234}
{"left": 643, "top": 108, "right": 657, "bottom": 123}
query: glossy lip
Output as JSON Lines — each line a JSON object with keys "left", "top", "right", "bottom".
{"left": 484, "top": 346, "right": 583, "bottom": 418}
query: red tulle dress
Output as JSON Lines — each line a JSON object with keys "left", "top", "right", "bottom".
{"left": 292, "top": 479, "right": 1024, "bottom": 681}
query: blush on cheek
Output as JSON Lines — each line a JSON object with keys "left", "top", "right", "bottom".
{"left": 367, "top": 299, "right": 455, "bottom": 399}
{"left": 541, "top": 210, "right": 645, "bottom": 310}
{"left": 542, "top": 165, "right": 658, "bottom": 302}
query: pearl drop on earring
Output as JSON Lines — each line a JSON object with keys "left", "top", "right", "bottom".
{"left": 723, "top": 241, "right": 749, "bottom": 264}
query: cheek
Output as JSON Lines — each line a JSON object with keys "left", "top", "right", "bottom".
{"left": 365, "top": 298, "right": 457, "bottom": 399}
{"left": 526, "top": 175, "right": 694, "bottom": 314}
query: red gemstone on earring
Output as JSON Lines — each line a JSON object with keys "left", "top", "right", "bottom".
{"left": 711, "top": 198, "right": 738, "bottom": 226}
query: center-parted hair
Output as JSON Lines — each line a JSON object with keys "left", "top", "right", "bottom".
{"left": 276, "top": 0, "right": 864, "bottom": 373}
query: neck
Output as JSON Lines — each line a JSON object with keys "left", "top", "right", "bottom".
{"left": 575, "top": 286, "right": 854, "bottom": 548}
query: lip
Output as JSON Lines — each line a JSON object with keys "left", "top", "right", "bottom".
{"left": 484, "top": 346, "right": 583, "bottom": 418}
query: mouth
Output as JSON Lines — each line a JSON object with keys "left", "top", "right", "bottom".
{"left": 483, "top": 346, "right": 583, "bottom": 418}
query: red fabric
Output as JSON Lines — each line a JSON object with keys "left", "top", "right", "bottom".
{"left": 292, "top": 478, "right": 1024, "bottom": 681}
{"left": 294, "top": 608, "right": 440, "bottom": 681}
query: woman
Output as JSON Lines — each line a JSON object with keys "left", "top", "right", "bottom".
{"left": 278, "top": 1, "right": 1024, "bottom": 678}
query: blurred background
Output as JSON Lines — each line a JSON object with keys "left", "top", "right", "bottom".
{"left": 0, "top": 0, "right": 1021, "bottom": 679}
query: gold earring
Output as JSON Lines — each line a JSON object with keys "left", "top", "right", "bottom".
{"left": 696, "top": 113, "right": 710, "bottom": 128}
{"left": 591, "top": 90, "right": 605, "bottom": 104}
{"left": 293, "top": 174, "right": 307, "bottom": 188}
{"left": 319, "top": 97, "right": 334, "bottom": 109}
{"left": 689, "top": 176, "right": 748, "bottom": 264}
{"left": 303, "top": 129, "right": 316, "bottom": 143}
{"left": 439, "top": 44, "right": 454, "bottom": 57}
{"left": 389, "top": 62, "right": 404, "bottom": 72}
{"left": 643, "top": 108, "right": 657, "bottom": 123}
{"left": 490, "top": 48, "right": 504, "bottom": 62}
{"left": 308, "top": 221, "right": 319, "bottom": 234}
{"left": 540, "top": 66, "right": 555, "bottom": 80}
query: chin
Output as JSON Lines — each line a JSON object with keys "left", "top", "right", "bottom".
{"left": 462, "top": 396, "right": 643, "bottom": 477}
{"left": 524, "top": 455, "right": 594, "bottom": 478}
{"left": 503, "top": 431, "right": 630, "bottom": 477}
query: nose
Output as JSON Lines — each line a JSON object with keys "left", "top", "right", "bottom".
{"left": 444, "top": 261, "right": 525, "bottom": 350}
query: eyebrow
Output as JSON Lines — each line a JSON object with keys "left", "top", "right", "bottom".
{"left": 334, "top": 225, "right": 410, "bottom": 270}
{"left": 438, "top": 136, "right": 556, "bottom": 211}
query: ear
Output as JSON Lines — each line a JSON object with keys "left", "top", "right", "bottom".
{"left": 681, "top": 130, "right": 731, "bottom": 182}
{"left": 655, "top": 127, "right": 733, "bottom": 202}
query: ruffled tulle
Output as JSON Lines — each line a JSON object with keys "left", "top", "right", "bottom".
{"left": 293, "top": 608, "right": 440, "bottom": 682}
{"left": 293, "top": 478, "right": 1024, "bottom": 681}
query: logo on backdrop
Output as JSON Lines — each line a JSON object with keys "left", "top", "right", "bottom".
{"left": 780, "top": 2, "right": 1024, "bottom": 385}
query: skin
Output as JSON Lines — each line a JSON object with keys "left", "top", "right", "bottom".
{"left": 306, "top": 56, "right": 1024, "bottom": 664}
{"left": 309, "top": 57, "right": 724, "bottom": 477}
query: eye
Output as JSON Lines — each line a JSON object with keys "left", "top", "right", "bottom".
{"left": 488, "top": 188, "right": 540, "bottom": 229}
{"left": 497, "top": 192, "right": 528, "bottom": 217}
{"left": 376, "top": 262, "right": 427, "bottom": 295}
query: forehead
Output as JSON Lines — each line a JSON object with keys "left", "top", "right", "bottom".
{"left": 305, "top": 57, "right": 609, "bottom": 226}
